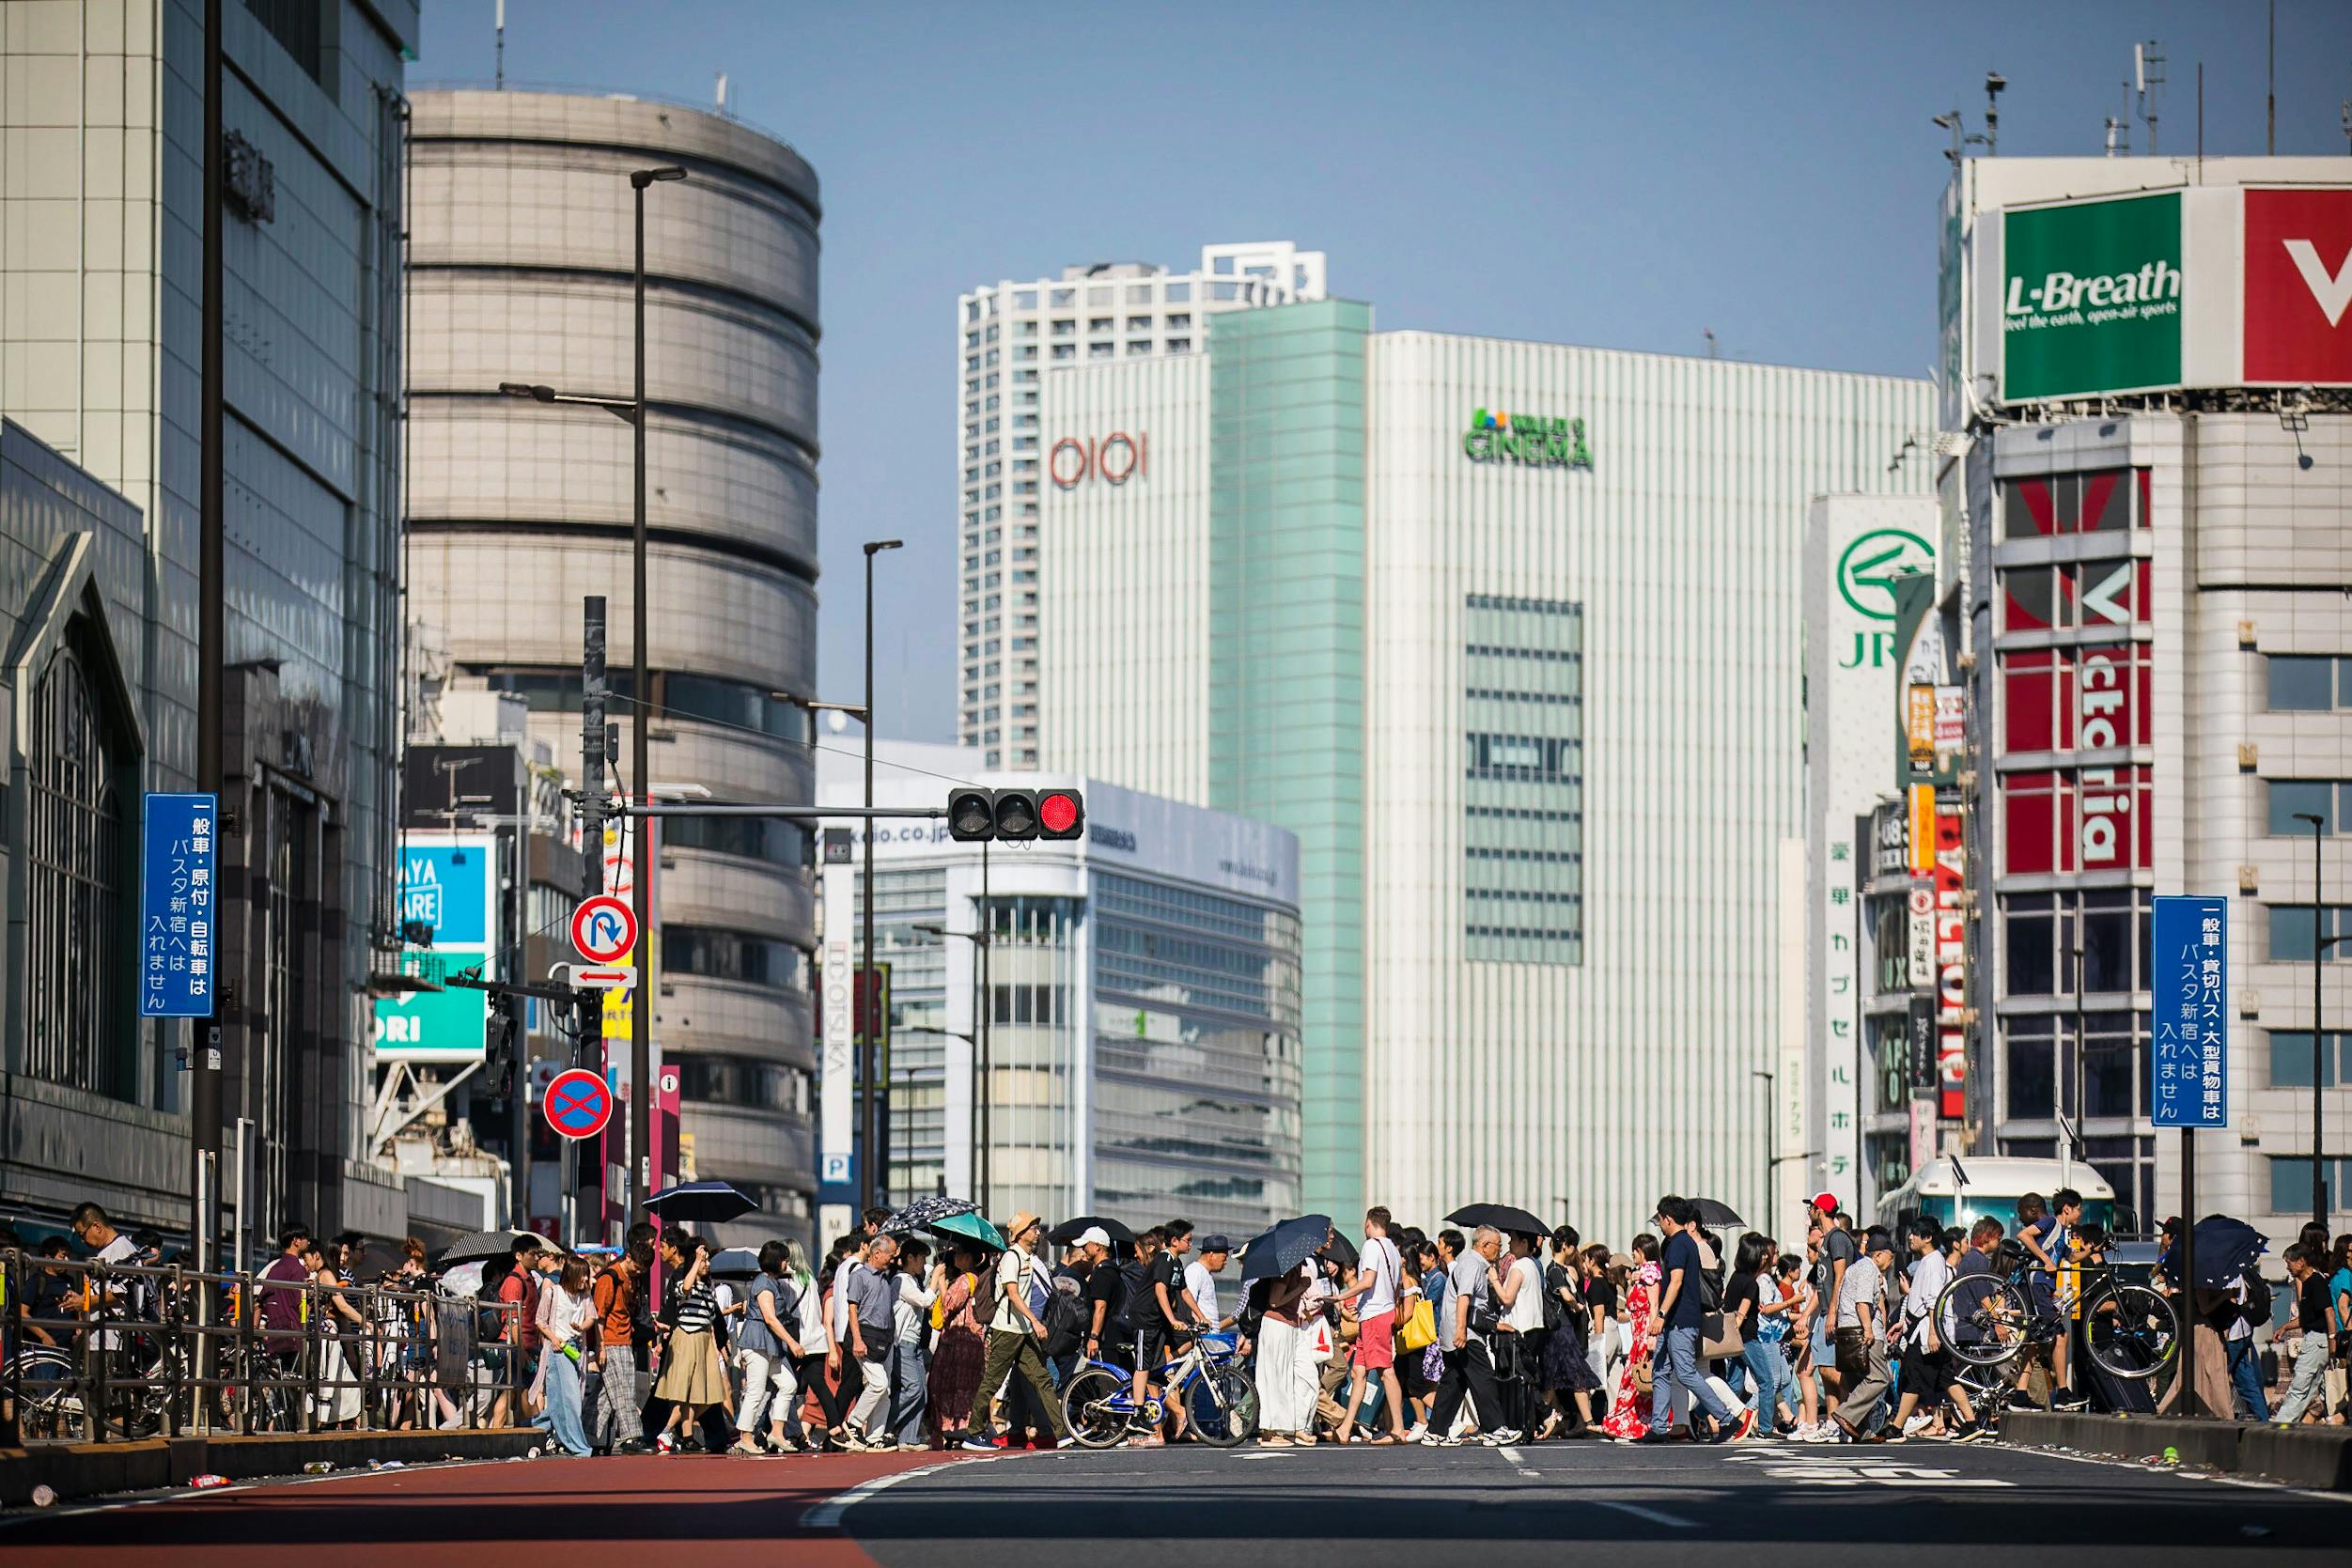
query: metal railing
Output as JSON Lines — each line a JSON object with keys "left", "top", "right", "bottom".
{"left": 0, "top": 1250, "right": 524, "bottom": 1445}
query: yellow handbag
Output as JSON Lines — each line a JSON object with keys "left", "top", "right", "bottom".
{"left": 1398, "top": 1296, "right": 1437, "bottom": 1352}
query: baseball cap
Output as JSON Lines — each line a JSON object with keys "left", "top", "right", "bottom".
{"left": 1808, "top": 1192, "right": 1840, "bottom": 1214}
{"left": 1198, "top": 1234, "right": 1231, "bottom": 1253}
{"left": 1074, "top": 1226, "right": 1110, "bottom": 1249}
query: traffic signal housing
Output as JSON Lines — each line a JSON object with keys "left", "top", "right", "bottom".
{"left": 484, "top": 993, "right": 521, "bottom": 1102}
{"left": 942, "top": 786, "right": 1084, "bottom": 843}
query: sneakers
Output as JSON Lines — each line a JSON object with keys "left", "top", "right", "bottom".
{"left": 2051, "top": 1391, "right": 2089, "bottom": 1412}
{"left": 1055, "top": 1435, "right": 1078, "bottom": 1449}
{"left": 1903, "top": 1413, "right": 1934, "bottom": 1436}
{"left": 1482, "top": 1427, "right": 1523, "bottom": 1446}
{"left": 959, "top": 1431, "right": 999, "bottom": 1452}
{"left": 1951, "top": 1421, "right": 1988, "bottom": 1444}
{"left": 653, "top": 1432, "right": 676, "bottom": 1454}
{"left": 1728, "top": 1409, "right": 1759, "bottom": 1443}
{"left": 1405, "top": 1424, "right": 1427, "bottom": 1443}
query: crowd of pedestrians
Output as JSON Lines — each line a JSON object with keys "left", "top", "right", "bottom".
{"left": 7, "top": 1192, "right": 2344, "bottom": 1455}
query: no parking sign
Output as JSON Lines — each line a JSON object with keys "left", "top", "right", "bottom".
{"left": 543, "top": 1067, "right": 614, "bottom": 1141}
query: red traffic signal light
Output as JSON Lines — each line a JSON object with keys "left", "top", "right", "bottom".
{"left": 1037, "top": 789, "right": 1083, "bottom": 839}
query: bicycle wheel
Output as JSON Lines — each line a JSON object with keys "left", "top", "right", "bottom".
{"left": 2083, "top": 1283, "right": 2177, "bottom": 1380}
{"left": 1938, "top": 1274, "right": 2034, "bottom": 1367}
{"left": 1183, "top": 1362, "right": 1258, "bottom": 1447}
{"left": 1059, "top": 1366, "right": 1132, "bottom": 1449}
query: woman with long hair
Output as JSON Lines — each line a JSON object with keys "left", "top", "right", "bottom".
{"left": 1599, "top": 1234, "right": 1662, "bottom": 1440}
{"left": 1537, "top": 1227, "right": 1604, "bottom": 1438}
{"left": 767, "top": 1238, "right": 851, "bottom": 1452}
{"left": 536, "top": 1254, "right": 597, "bottom": 1456}
{"left": 1780, "top": 1250, "right": 1823, "bottom": 1439}
{"left": 927, "top": 1245, "right": 989, "bottom": 1448}
{"left": 651, "top": 1232, "right": 729, "bottom": 1453}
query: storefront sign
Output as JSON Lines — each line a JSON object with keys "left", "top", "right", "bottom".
{"left": 2151, "top": 895, "right": 2227, "bottom": 1129}
{"left": 1463, "top": 408, "right": 1592, "bottom": 470}
{"left": 1933, "top": 804, "right": 1967, "bottom": 1121}
{"left": 1050, "top": 431, "right": 1147, "bottom": 488}
{"left": 1871, "top": 800, "right": 1909, "bottom": 878}
{"left": 2002, "top": 192, "right": 2184, "bottom": 400}
{"left": 1907, "top": 884, "right": 1934, "bottom": 988}
{"left": 2243, "top": 188, "right": 2352, "bottom": 386}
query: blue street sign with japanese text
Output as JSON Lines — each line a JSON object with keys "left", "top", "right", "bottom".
{"left": 2151, "top": 895, "right": 2227, "bottom": 1129}
{"left": 140, "top": 792, "right": 218, "bottom": 1018}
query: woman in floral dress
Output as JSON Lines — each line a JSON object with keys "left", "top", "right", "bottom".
{"left": 927, "top": 1246, "right": 988, "bottom": 1447}
{"left": 1600, "top": 1235, "right": 1663, "bottom": 1440}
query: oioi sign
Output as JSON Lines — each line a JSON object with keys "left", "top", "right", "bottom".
{"left": 2002, "top": 192, "right": 2183, "bottom": 401}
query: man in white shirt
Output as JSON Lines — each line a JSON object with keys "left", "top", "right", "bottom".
{"left": 70, "top": 1202, "right": 140, "bottom": 1354}
{"left": 1889, "top": 1217, "right": 1980, "bottom": 1441}
{"left": 1184, "top": 1235, "right": 1231, "bottom": 1332}
{"left": 1333, "top": 1207, "right": 1410, "bottom": 1445}
{"left": 1830, "top": 1229, "right": 1896, "bottom": 1441}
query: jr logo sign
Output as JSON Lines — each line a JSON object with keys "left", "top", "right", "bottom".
{"left": 2244, "top": 188, "right": 2352, "bottom": 386}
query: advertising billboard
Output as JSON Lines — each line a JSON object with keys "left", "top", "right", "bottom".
{"left": 2002, "top": 192, "right": 2183, "bottom": 400}
{"left": 372, "top": 833, "right": 496, "bottom": 1063}
{"left": 2243, "top": 188, "right": 2352, "bottom": 386}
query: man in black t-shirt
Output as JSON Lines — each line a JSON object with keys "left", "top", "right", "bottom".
{"left": 1130, "top": 1220, "right": 1204, "bottom": 1444}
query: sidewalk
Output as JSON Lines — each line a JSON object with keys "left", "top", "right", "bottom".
{"left": 0, "top": 1427, "right": 541, "bottom": 1507}
{"left": 2003, "top": 1409, "right": 2352, "bottom": 1491}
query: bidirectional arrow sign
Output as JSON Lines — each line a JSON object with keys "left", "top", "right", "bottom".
{"left": 571, "top": 895, "right": 638, "bottom": 965}
{"left": 543, "top": 1066, "right": 614, "bottom": 1141}
{"left": 571, "top": 965, "right": 635, "bottom": 990}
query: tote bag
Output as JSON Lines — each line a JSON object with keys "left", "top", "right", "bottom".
{"left": 1398, "top": 1296, "right": 1437, "bottom": 1353}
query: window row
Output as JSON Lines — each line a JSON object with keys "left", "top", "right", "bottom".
{"left": 2266, "top": 780, "right": 2352, "bottom": 835}
{"left": 662, "top": 924, "right": 809, "bottom": 990}
{"left": 673, "top": 1052, "right": 812, "bottom": 1116}
{"left": 2266, "top": 655, "right": 2352, "bottom": 712}
{"left": 1998, "top": 558, "right": 2150, "bottom": 635}
{"left": 1465, "top": 733, "right": 1581, "bottom": 780}
{"left": 2000, "top": 468, "right": 2147, "bottom": 537}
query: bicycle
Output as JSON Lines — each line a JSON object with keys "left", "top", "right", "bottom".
{"left": 1060, "top": 1329, "right": 1258, "bottom": 1449}
{"left": 1935, "top": 1258, "right": 2176, "bottom": 1381}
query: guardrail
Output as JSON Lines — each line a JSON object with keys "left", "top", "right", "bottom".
{"left": 0, "top": 1250, "right": 524, "bottom": 1445}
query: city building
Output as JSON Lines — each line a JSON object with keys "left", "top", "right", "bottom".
{"left": 0, "top": 1, "right": 413, "bottom": 1243}
{"left": 813, "top": 741, "right": 1301, "bottom": 1241}
{"left": 1930, "top": 156, "right": 2352, "bottom": 1250}
{"left": 1030, "top": 298, "right": 1933, "bottom": 1237}
{"left": 404, "top": 89, "right": 823, "bottom": 1245}
{"left": 956, "top": 242, "right": 1326, "bottom": 768}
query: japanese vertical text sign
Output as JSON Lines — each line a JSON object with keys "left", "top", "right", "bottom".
{"left": 2151, "top": 895, "right": 2228, "bottom": 1130}
{"left": 140, "top": 792, "right": 219, "bottom": 1017}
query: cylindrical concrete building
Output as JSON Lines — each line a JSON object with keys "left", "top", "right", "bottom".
{"left": 406, "top": 89, "right": 821, "bottom": 1245}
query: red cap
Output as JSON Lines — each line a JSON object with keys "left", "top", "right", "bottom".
{"left": 1809, "top": 1192, "right": 1841, "bottom": 1213}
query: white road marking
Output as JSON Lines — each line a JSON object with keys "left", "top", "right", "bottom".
{"left": 805, "top": 1458, "right": 990, "bottom": 1529}
{"left": 1594, "top": 1499, "right": 1696, "bottom": 1529}
{"left": 1495, "top": 1445, "right": 1541, "bottom": 1480}
{"left": 1721, "top": 1445, "right": 2011, "bottom": 1488}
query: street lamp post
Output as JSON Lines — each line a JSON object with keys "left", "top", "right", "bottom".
{"left": 913, "top": 919, "right": 991, "bottom": 1210}
{"left": 2295, "top": 812, "right": 2333, "bottom": 1229}
{"left": 1751, "top": 1068, "right": 1776, "bottom": 1223}
{"left": 500, "top": 161, "right": 684, "bottom": 1226}
{"left": 862, "top": 539, "right": 904, "bottom": 1210}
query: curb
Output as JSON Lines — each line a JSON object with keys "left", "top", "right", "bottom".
{"left": 0, "top": 1429, "right": 542, "bottom": 1507}
{"left": 2002, "top": 1409, "right": 2352, "bottom": 1492}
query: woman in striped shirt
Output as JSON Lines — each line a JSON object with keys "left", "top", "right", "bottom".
{"left": 652, "top": 1232, "right": 729, "bottom": 1453}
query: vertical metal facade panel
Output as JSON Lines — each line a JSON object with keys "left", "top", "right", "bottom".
{"left": 1036, "top": 353, "right": 1210, "bottom": 801}
{"left": 1363, "top": 333, "right": 1930, "bottom": 1243}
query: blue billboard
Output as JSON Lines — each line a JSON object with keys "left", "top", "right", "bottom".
{"left": 140, "top": 792, "right": 218, "bottom": 1018}
{"left": 2151, "top": 895, "right": 2227, "bottom": 1130}
{"left": 394, "top": 841, "right": 491, "bottom": 948}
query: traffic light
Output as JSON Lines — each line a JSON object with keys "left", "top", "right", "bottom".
{"left": 943, "top": 786, "right": 1085, "bottom": 842}
{"left": 484, "top": 994, "right": 520, "bottom": 1102}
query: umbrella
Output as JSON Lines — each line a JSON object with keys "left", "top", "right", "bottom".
{"left": 927, "top": 1212, "right": 1009, "bottom": 1251}
{"left": 438, "top": 1228, "right": 544, "bottom": 1267}
{"left": 1047, "top": 1215, "right": 1137, "bottom": 1246}
{"left": 882, "top": 1196, "right": 979, "bottom": 1235}
{"left": 707, "top": 1247, "right": 764, "bottom": 1281}
{"left": 1239, "top": 1214, "right": 1335, "bottom": 1281}
{"left": 1318, "top": 1230, "right": 1359, "bottom": 1271}
{"left": 2182, "top": 1215, "right": 2267, "bottom": 1291}
{"left": 436, "top": 1261, "right": 487, "bottom": 1299}
{"left": 1445, "top": 1203, "right": 1549, "bottom": 1239}
{"left": 1690, "top": 1199, "right": 1746, "bottom": 1230}
{"left": 645, "top": 1181, "right": 759, "bottom": 1226}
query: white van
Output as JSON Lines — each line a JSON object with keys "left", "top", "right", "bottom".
{"left": 1873, "top": 1157, "right": 2122, "bottom": 1236}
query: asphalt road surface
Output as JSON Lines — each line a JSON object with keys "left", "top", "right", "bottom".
{"left": 2, "top": 1438, "right": 2343, "bottom": 1565}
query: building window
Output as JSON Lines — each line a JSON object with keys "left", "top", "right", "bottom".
{"left": 1088, "top": 343, "right": 1114, "bottom": 360}
{"left": 2267, "top": 655, "right": 2347, "bottom": 712}
{"left": 24, "top": 640, "right": 132, "bottom": 1097}
{"left": 2000, "top": 468, "right": 2142, "bottom": 537}
{"left": 2267, "top": 1030, "right": 2351, "bottom": 1088}
{"left": 1127, "top": 341, "right": 1151, "bottom": 356}
{"left": 2003, "top": 1016, "right": 2057, "bottom": 1123}
{"left": 1463, "top": 595, "right": 1583, "bottom": 964}
{"left": 674, "top": 1053, "right": 813, "bottom": 1115}
{"left": 1016, "top": 290, "right": 1038, "bottom": 309}
{"left": 1167, "top": 313, "right": 1192, "bottom": 330}
{"left": 2268, "top": 1157, "right": 2351, "bottom": 1216}
{"left": 2000, "top": 888, "right": 2152, "bottom": 998}
{"left": 662, "top": 925, "right": 808, "bottom": 990}
{"left": 1168, "top": 338, "right": 1192, "bottom": 354}
{"left": 1165, "top": 282, "right": 1191, "bottom": 303}
{"left": 1127, "top": 315, "right": 1152, "bottom": 332}
{"left": 2267, "top": 904, "right": 2352, "bottom": 961}
{"left": 2268, "top": 780, "right": 2349, "bottom": 835}
{"left": 1087, "top": 317, "right": 1113, "bottom": 334}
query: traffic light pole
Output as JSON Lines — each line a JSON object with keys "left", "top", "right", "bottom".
{"left": 581, "top": 598, "right": 608, "bottom": 1240}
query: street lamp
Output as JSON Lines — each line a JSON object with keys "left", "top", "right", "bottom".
{"left": 2294, "top": 811, "right": 2336, "bottom": 1229}
{"left": 861, "top": 540, "right": 903, "bottom": 1209}
{"left": 496, "top": 163, "right": 685, "bottom": 1225}
{"left": 913, "top": 923, "right": 992, "bottom": 1211}
{"left": 1752, "top": 1069, "right": 1777, "bottom": 1223}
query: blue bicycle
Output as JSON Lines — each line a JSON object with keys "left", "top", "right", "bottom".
{"left": 1061, "top": 1329, "right": 1257, "bottom": 1448}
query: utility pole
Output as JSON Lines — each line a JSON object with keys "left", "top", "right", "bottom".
{"left": 2296, "top": 813, "right": 2332, "bottom": 1229}
{"left": 582, "top": 597, "right": 609, "bottom": 1239}
{"left": 861, "top": 539, "right": 903, "bottom": 1210}
{"left": 192, "top": 0, "right": 226, "bottom": 1422}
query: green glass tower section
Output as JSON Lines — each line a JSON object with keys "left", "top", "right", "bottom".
{"left": 1207, "top": 300, "right": 1371, "bottom": 1224}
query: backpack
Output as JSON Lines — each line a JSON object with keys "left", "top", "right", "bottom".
{"left": 2241, "top": 1268, "right": 2274, "bottom": 1332}
{"left": 1539, "top": 1264, "right": 1567, "bottom": 1333}
{"left": 1042, "top": 1275, "right": 1089, "bottom": 1357}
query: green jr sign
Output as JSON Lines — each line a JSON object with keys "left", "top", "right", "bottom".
{"left": 2001, "top": 192, "right": 2183, "bottom": 401}
{"left": 1464, "top": 408, "right": 1591, "bottom": 470}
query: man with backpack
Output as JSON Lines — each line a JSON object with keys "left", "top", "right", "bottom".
{"left": 2226, "top": 1265, "right": 2273, "bottom": 1421}
{"left": 585, "top": 1240, "right": 651, "bottom": 1453}
{"left": 959, "top": 1213, "right": 1073, "bottom": 1451}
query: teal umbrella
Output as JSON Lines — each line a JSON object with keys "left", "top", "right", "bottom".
{"left": 927, "top": 1211, "right": 1009, "bottom": 1251}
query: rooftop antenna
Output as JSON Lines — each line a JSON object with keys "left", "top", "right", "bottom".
{"left": 1931, "top": 100, "right": 1995, "bottom": 166}
{"left": 494, "top": 0, "right": 505, "bottom": 90}
{"left": 715, "top": 71, "right": 728, "bottom": 116}
{"left": 1703, "top": 328, "right": 1718, "bottom": 360}
{"left": 2266, "top": 0, "right": 2275, "bottom": 156}
{"left": 1983, "top": 70, "right": 2005, "bottom": 154}
{"left": 2135, "top": 40, "right": 2165, "bottom": 155}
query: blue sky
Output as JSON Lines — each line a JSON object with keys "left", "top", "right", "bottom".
{"left": 414, "top": 0, "right": 2352, "bottom": 742}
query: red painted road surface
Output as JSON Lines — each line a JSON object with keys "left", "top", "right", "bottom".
{"left": 0, "top": 1449, "right": 990, "bottom": 1566}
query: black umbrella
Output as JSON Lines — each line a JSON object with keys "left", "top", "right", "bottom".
{"left": 882, "top": 1196, "right": 978, "bottom": 1235}
{"left": 1446, "top": 1203, "right": 1550, "bottom": 1239}
{"left": 2183, "top": 1215, "right": 2267, "bottom": 1291}
{"left": 1318, "top": 1230, "right": 1359, "bottom": 1271}
{"left": 1690, "top": 1199, "right": 1746, "bottom": 1230}
{"left": 1239, "top": 1214, "right": 1335, "bottom": 1281}
{"left": 1047, "top": 1215, "right": 1137, "bottom": 1246}
{"left": 437, "top": 1228, "right": 545, "bottom": 1267}
{"left": 645, "top": 1181, "right": 758, "bottom": 1226}
{"left": 706, "top": 1247, "right": 764, "bottom": 1281}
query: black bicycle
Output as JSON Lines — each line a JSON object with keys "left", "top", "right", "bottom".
{"left": 1936, "top": 1259, "right": 2176, "bottom": 1379}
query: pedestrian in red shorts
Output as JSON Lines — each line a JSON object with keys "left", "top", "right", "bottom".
{"left": 1332, "top": 1206, "right": 1410, "bottom": 1445}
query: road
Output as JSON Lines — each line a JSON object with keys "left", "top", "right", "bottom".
{"left": 2, "top": 1438, "right": 2343, "bottom": 1565}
